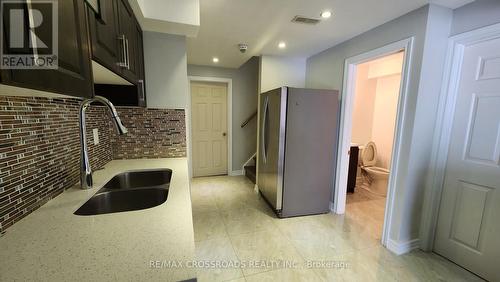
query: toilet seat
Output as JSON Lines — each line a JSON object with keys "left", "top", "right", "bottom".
{"left": 361, "top": 141, "right": 377, "bottom": 166}
{"left": 359, "top": 142, "right": 389, "bottom": 196}
{"left": 364, "top": 166, "right": 389, "bottom": 174}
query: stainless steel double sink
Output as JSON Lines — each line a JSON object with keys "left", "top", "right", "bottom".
{"left": 74, "top": 169, "right": 172, "bottom": 216}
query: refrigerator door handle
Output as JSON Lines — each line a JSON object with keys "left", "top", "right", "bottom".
{"left": 261, "top": 96, "right": 269, "bottom": 163}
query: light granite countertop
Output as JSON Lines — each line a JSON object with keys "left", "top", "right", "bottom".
{"left": 0, "top": 158, "right": 196, "bottom": 282}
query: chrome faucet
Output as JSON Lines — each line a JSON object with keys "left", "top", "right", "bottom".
{"left": 79, "top": 96, "right": 128, "bottom": 189}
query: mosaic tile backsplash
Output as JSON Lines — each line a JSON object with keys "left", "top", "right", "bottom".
{"left": 112, "top": 107, "right": 186, "bottom": 159}
{"left": 0, "top": 96, "right": 186, "bottom": 233}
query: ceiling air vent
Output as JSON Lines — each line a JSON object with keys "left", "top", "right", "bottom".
{"left": 291, "top": 15, "right": 320, "bottom": 25}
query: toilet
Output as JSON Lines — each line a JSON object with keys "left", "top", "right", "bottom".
{"left": 360, "top": 142, "right": 390, "bottom": 196}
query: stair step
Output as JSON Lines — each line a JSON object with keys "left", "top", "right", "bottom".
{"left": 244, "top": 165, "right": 256, "bottom": 184}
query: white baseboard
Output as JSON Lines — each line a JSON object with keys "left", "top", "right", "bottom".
{"left": 387, "top": 238, "right": 420, "bottom": 255}
{"left": 229, "top": 170, "right": 244, "bottom": 176}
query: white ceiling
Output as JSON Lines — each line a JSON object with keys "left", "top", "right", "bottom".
{"left": 186, "top": 0, "right": 473, "bottom": 68}
{"left": 128, "top": 0, "right": 200, "bottom": 37}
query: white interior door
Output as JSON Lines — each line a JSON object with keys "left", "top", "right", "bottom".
{"left": 191, "top": 82, "right": 228, "bottom": 177}
{"left": 434, "top": 37, "right": 500, "bottom": 281}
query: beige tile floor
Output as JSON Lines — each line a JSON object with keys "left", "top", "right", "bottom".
{"left": 190, "top": 176, "right": 483, "bottom": 282}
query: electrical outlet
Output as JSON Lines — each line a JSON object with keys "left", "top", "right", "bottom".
{"left": 93, "top": 128, "right": 99, "bottom": 145}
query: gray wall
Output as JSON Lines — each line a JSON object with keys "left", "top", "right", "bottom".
{"left": 451, "top": 0, "right": 500, "bottom": 36}
{"left": 188, "top": 57, "right": 259, "bottom": 171}
{"left": 410, "top": 5, "right": 453, "bottom": 246}
{"left": 305, "top": 5, "right": 453, "bottom": 246}
{"left": 306, "top": 6, "right": 428, "bottom": 90}
{"left": 144, "top": 32, "right": 188, "bottom": 109}
{"left": 259, "top": 56, "right": 306, "bottom": 92}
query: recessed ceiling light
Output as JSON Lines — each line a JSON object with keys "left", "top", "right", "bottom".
{"left": 320, "top": 10, "right": 332, "bottom": 19}
{"left": 278, "top": 42, "right": 286, "bottom": 49}
{"left": 212, "top": 57, "right": 219, "bottom": 63}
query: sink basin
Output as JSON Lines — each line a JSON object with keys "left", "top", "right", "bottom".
{"left": 74, "top": 169, "right": 172, "bottom": 216}
{"left": 101, "top": 169, "right": 172, "bottom": 190}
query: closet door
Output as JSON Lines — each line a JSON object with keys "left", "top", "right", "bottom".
{"left": 434, "top": 35, "right": 500, "bottom": 282}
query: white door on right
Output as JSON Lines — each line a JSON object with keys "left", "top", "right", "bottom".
{"left": 434, "top": 36, "right": 500, "bottom": 281}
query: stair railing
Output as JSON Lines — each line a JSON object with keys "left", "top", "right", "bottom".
{"left": 241, "top": 110, "right": 258, "bottom": 128}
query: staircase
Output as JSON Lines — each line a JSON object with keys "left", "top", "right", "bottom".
{"left": 244, "top": 155, "right": 257, "bottom": 184}
{"left": 241, "top": 111, "right": 258, "bottom": 184}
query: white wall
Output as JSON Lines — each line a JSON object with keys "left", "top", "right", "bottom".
{"left": 351, "top": 63, "right": 376, "bottom": 145}
{"left": 259, "top": 56, "right": 306, "bottom": 93}
{"left": 144, "top": 32, "right": 189, "bottom": 109}
{"left": 352, "top": 54, "right": 402, "bottom": 170}
{"left": 372, "top": 74, "right": 401, "bottom": 169}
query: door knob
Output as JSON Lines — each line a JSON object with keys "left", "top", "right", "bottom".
{"left": 222, "top": 132, "right": 227, "bottom": 137}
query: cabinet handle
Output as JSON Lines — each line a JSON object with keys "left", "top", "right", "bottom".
{"left": 124, "top": 38, "right": 130, "bottom": 70}
{"left": 138, "top": 79, "right": 145, "bottom": 101}
{"left": 261, "top": 96, "right": 269, "bottom": 164}
{"left": 117, "top": 35, "right": 127, "bottom": 68}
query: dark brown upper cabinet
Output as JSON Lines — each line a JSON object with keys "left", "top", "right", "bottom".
{"left": 116, "top": 0, "right": 139, "bottom": 83}
{"left": 0, "top": 0, "right": 93, "bottom": 98}
{"left": 135, "top": 21, "right": 146, "bottom": 107}
{"left": 88, "top": 0, "right": 144, "bottom": 83}
{"left": 88, "top": 0, "right": 146, "bottom": 106}
{"left": 87, "top": 0, "right": 121, "bottom": 75}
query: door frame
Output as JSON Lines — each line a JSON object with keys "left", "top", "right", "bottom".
{"left": 187, "top": 76, "right": 233, "bottom": 178}
{"left": 419, "top": 22, "right": 500, "bottom": 251}
{"left": 333, "top": 38, "right": 414, "bottom": 248}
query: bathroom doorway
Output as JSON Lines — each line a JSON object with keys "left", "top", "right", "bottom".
{"left": 333, "top": 38, "right": 413, "bottom": 249}
{"left": 346, "top": 51, "right": 404, "bottom": 242}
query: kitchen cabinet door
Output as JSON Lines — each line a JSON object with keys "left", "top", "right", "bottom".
{"left": 87, "top": 0, "right": 121, "bottom": 74}
{"left": 116, "top": 0, "right": 139, "bottom": 83}
{"left": 135, "top": 22, "right": 146, "bottom": 107}
{"left": 1, "top": 0, "right": 93, "bottom": 98}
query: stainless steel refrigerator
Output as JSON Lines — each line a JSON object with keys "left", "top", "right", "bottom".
{"left": 257, "top": 87, "right": 339, "bottom": 218}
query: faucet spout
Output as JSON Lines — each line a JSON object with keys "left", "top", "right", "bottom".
{"left": 79, "top": 96, "right": 128, "bottom": 189}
